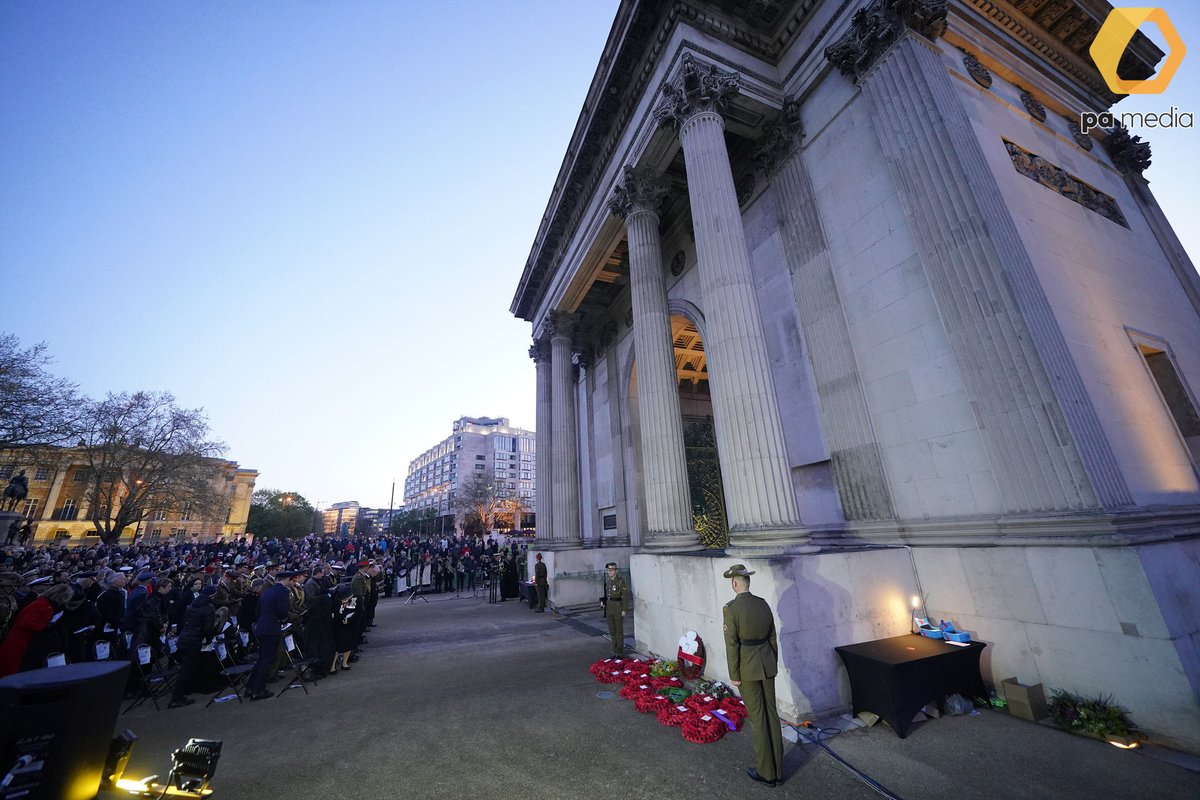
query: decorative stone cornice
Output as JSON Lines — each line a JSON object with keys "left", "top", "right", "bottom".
{"left": 545, "top": 310, "right": 579, "bottom": 340}
{"left": 608, "top": 165, "right": 669, "bottom": 220}
{"left": 1105, "top": 125, "right": 1151, "bottom": 176}
{"left": 753, "top": 99, "right": 805, "bottom": 174}
{"left": 528, "top": 337, "right": 551, "bottom": 364}
{"left": 825, "top": 0, "right": 948, "bottom": 83}
{"left": 595, "top": 319, "right": 619, "bottom": 350}
{"left": 653, "top": 54, "right": 741, "bottom": 132}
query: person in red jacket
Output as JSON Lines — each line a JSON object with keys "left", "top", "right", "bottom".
{"left": 0, "top": 583, "right": 72, "bottom": 678}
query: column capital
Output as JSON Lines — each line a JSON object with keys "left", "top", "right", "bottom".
{"left": 1105, "top": 125, "right": 1152, "bottom": 175}
{"left": 608, "top": 165, "right": 669, "bottom": 220}
{"left": 653, "top": 54, "right": 740, "bottom": 132}
{"left": 528, "top": 336, "right": 551, "bottom": 364}
{"left": 753, "top": 99, "right": 804, "bottom": 175}
{"left": 824, "top": 0, "right": 948, "bottom": 84}
{"left": 545, "top": 310, "right": 579, "bottom": 339}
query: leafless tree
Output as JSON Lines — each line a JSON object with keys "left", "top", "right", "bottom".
{"left": 75, "top": 391, "right": 227, "bottom": 545}
{"left": 455, "top": 472, "right": 510, "bottom": 537}
{"left": 0, "top": 333, "right": 84, "bottom": 450}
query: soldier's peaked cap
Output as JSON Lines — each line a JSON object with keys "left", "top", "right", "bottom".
{"left": 722, "top": 563, "right": 755, "bottom": 578}
{"left": 605, "top": 562, "right": 618, "bottom": 569}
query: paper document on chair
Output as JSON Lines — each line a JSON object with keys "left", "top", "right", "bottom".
{"left": 284, "top": 635, "right": 295, "bottom": 652}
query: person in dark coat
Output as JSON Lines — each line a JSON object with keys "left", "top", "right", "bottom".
{"left": 331, "top": 586, "right": 357, "bottom": 672}
{"left": 302, "top": 584, "right": 335, "bottom": 678}
{"left": 169, "top": 585, "right": 216, "bottom": 707}
{"left": 94, "top": 572, "right": 128, "bottom": 658}
{"left": 246, "top": 571, "right": 296, "bottom": 700}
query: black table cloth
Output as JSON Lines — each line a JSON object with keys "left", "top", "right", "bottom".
{"left": 835, "top": 634, "right": 987, "bottom": 738}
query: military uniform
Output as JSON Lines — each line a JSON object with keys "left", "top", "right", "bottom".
{"left": 533, "top": 558, "right": 548, "bottom": 612}
{"left": 603, "top": 563, "right": 628, "bottom": 656}
{"left": 722, "top": 564, "right": 784, "bottom": 786}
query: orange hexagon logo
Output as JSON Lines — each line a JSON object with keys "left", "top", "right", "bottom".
{"left": 1090, "top": 7, "right": 1186, "bottom": 95}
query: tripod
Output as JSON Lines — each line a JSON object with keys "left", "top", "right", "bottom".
{"left": 404, "top": 582, "right": 430, "bottom": 605}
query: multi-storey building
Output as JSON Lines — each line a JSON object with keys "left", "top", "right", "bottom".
{"left": 403, "top": 416, "right": 536, "bottom": 533}
{"left": 0, "top": 447, "right": 256, "bottom": 544}
{"left": 321, "top": 501, "right": 361, "bottom": 536}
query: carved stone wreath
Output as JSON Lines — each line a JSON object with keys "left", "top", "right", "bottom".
{"left": 1019, "top": 89, "right": 1047, "bottom": 123}
{"left": 961, "top": 51, "right": 992, "bottom": 89}
{"left": 736, "top": 173, "right": 756, "bottom": 207}
{"left": 625, "top": 308, "right": 635, "bottom": 329}
{"left": 1064, "top": 115, "right": 1094, "bottom": 151}
{"left": 670, "top": 250, "right": 686, "bottom": 277}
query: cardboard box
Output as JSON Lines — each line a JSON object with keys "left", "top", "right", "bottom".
{"left": 1001, "top": 677, "right": 1048, "bottom": 722}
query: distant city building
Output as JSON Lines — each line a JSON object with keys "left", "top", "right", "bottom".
{"left": 0, "top": 446, "right": 256, "bottom": 544}
{"left": 403, "top": 416, "right": 536, "bottom": 533}
{"left": 321, "top": 501, "right": 361, "bottom": 536}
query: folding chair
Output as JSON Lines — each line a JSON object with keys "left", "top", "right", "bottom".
{"left": 277, "top": 626, "right": 319, "bottom": 698}
{"left": 205, "top": 639, "right": 255, "bottom": 707}
{"left": 123, "top": 644, "right": 178, "bottom": 714}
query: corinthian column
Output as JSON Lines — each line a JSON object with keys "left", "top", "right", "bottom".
{"left": 547, "top": 311, "right": 583, "bottom": 547}
{"left": 529, "top": 337, "right": 554, "bottom": 545}
{"left": 825, "top": 0, "right": 1130, "bottom": 512}
{"left": 653, "top": 55, "right": 808, "bottom": 551}
{"left": 609, "top": 166, "right": 700, "bottom": 552}
{"left": 754, "top": 102, "right": 895, "bottom": 521}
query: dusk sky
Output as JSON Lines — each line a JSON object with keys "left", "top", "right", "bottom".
{"left": 3, "top": 1, "right": 1198, "bottom": 510}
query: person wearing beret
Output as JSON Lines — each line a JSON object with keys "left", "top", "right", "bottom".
{"left": 722, "top": 563, "right": 784, "bottom": 788}
{"left": 603, "top": 562, "right": 629, "bottom": 656}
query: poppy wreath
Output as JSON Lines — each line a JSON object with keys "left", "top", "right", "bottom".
{"left": 635, "top": 694, "right": 671, "bottom": 714}
{"left": 649, "top": 676, "right": 683, "bottom": 691}
{"left": 682, "top": 713, "right": 727, "bottom": 744}
{"left": 590, "top": 658, "right": 622, "bottom": 676}
{"left": 619, "top": 682, "right": 654, "bottom": 701}
{"left": 684, "top": 694, "right": 721, "bottom": 713}
{"left": 657, "top": 703, "right": 693, "bottom": 727}
{"left": 596, "top": 668, "right": 624, "bottom": 684}
{"left": 718, "top": 696, "right": 748, "bottom": 721}
{"left": 677, "top": 634, "right": 705, "bottom": 681}
{"left": 617, "top": 667, "right": 651, "bottom": 685}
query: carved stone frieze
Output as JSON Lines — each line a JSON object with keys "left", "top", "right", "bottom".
{"left": 653, "top": 53, "right": 740, "bottom": 131}
{"left": 1064, "top": 115, "right": 1094, "bottom": 151}
{"left": 960, "top": 50, "right": 992, "bottom": 88}
{"left": 736, "top": 173, "right": 757, "bottom": 207}
{"left": 753, "top": 99, "right": 804, "bottom": 174}
{"left": 1104, "top": 125, "right": 1152, "bottom": 175}
{"left": 1004, "top": 140, "right": 1127, "bottom": 227}
{"left": 1019, "top": 88, "right": 1047, "bottom": 122}
{"left": 528, "top": 336, "right": 551, "bottom": 364}
{"left": 545, "top": 310, "right": 579, "bottom": 340}
{"left": 825, "top": 0, "right": 948, "bottom": 83}
{"left": 608, "top": 164, "right": 669, "bottom": 220}
{"left": 670, "top": 250, "right": 686, "bottom": 277}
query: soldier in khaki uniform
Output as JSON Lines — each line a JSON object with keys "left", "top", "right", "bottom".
{"left": 602, "top": 562, "right": 628, "bottom": 656}
{"left": 722, "top": 563, "right": 784, "bottom": 787}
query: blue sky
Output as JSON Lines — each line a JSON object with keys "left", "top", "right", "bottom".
{"left": 2, "top": 1, "right": 1197, "bottom": 510}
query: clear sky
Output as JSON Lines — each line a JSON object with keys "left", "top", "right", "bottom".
{"left": 2, "top": 1, "right": 1198, "bottom": 510}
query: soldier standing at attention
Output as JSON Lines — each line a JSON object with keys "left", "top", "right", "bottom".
{"left": 722, "top": 563, "right": 784, "bottom": 788}
{"left": 603, "top": 562, "right": 628, "bottom": 656}
{"left": 533, "top": 553, "right": 548, "bottom": 613}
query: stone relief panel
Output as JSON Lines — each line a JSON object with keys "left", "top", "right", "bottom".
{"left": 1003, "top": 140, "right": 1127, "bottom": 227}
{"left": 960, "top": 50, "right": 992, "bottom": 88}
{"left": 670, "top": 250, "right": 686, "bottom": 276}
{"left": 1019, "top": 88, "right": 1047, "bottom": 122}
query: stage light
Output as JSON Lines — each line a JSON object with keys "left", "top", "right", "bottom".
{"left": 168, "top": 739, "right": 222, "bottom": 794}
{"left": 102, "top": 729, "right": 138, "bottom": 788}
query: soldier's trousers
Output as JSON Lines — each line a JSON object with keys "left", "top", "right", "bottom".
{"left": 739, "top": 677, "right": 784, "bottom": 782}
{"left": 606, "top": 612, "right": 624, "bottom": 655}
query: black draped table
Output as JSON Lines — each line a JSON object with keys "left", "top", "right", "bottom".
{"left": 835, "top": 634, "right": 987, "bottom": 738}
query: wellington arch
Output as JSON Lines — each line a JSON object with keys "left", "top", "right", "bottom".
{"left": 510, "top": 0, "right": 1200, "bottom": 751}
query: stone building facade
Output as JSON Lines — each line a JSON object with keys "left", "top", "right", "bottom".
{"left": 0, "top": 448, "right": 256, "bottom": 544}
{"left": 511, "top": 0, "right": 1200, "bottom": 750}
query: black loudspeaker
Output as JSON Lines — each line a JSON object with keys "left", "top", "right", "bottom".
{"left": 0, "top": 661, "right": 129, "bottom": 800}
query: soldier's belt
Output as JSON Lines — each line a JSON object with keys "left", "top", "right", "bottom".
{"left": 607, "top": 595, "right": 623, "bottom": 601}
{"left": 737, "top": 637, "right": 768, "bottom": 646}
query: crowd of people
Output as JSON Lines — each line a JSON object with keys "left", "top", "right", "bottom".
{"left": 0, "top": 530, "right": 533, "bottom": 703}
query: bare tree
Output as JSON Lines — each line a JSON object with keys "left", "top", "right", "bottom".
{"left": 0, "top": 333, "right": 84, "bottom": 449}
{"left": 455, "top": 472, "right": 509, "bottom": 537}
{"left": 76, "top": 391, "right": 227, "bottom": 545}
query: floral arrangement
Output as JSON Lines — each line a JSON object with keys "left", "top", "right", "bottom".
{"left": 649, "top": 659, "right": 679, "bottom": 678}
{"left": 693, "top": 679, "right": 735, "bottom": 700}
{"left": 656, "top": 703, "right": 692, "bottom": 727}
{"left": 620, "top": 681, "right": 654, "bottom": 701}
{"left": 635, "top": 694, "right": 670, "bottom": 714}
{"left": 649, "top": 675, "right": 683, "bottom": 691}
{"left": 660, "top": 686, "right": 691, "bottom": 705}
{"left": 1048, "top": 690, "right": 1136, "bottom": 738}
{"left": 682, "top": 712, "right": 726, "bottom": 744}
{"left": 684, "top": 693, "right": 720, "bottom": 713}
